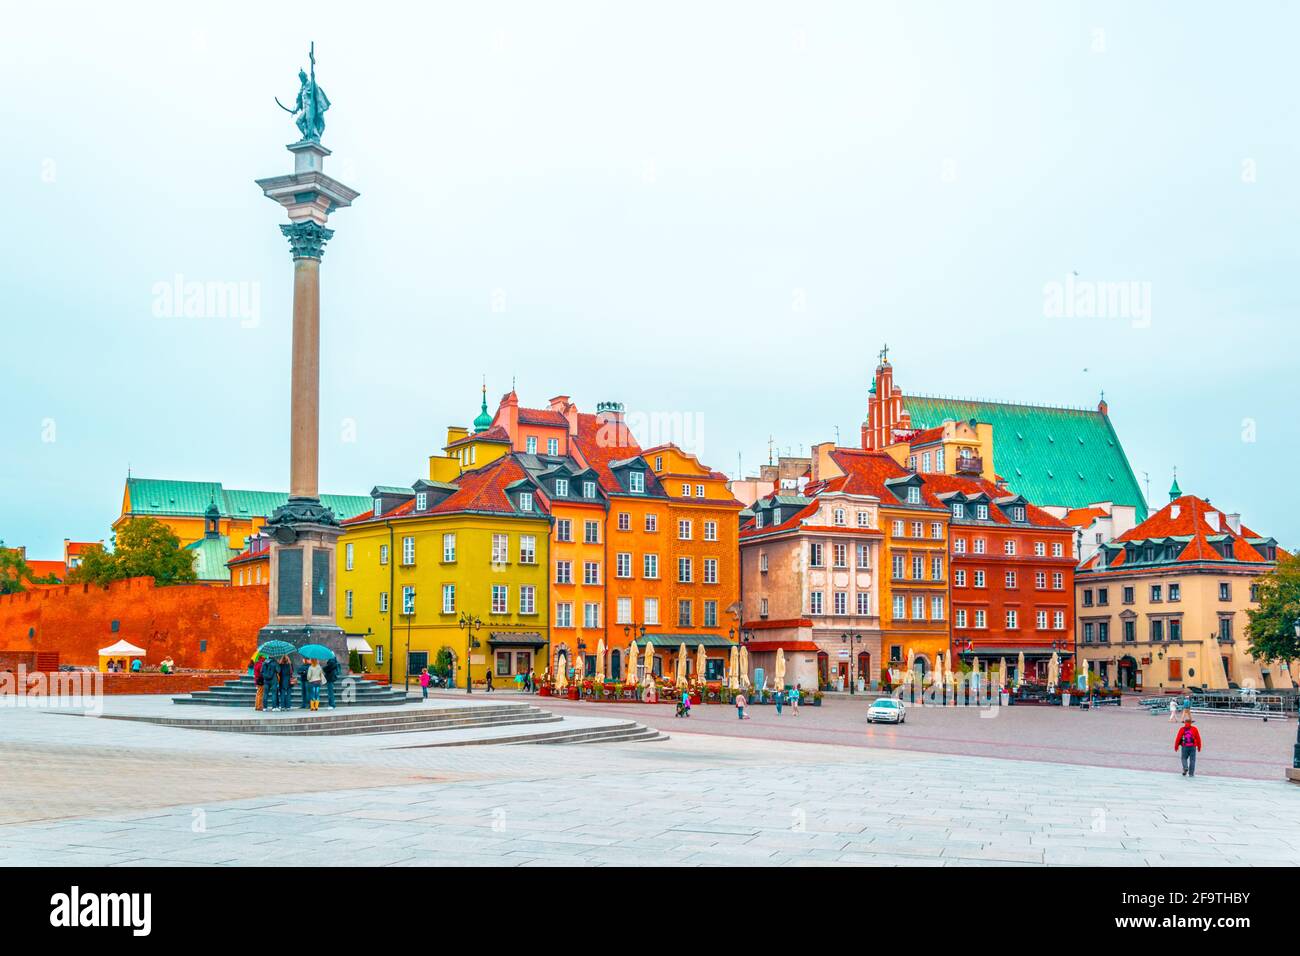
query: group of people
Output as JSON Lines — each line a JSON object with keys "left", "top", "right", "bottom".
{"left": 252, "top": 654, "right": 339, "bottom": 712}
{"left": 105, "top": 658, "right": 140, "bottom": 673}
{"left": 721, "top": 684, "right": 802, "bottom": 720}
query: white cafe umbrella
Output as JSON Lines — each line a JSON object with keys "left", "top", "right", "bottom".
{"left": 574, "top": 651, "right": 586, "bottom": 682}
{"left": 774, "top": 648, "right": 787, "bottom": 688}
{"left": 933, "top": 652, "right": 943, "bottom": 686}
{"left": 739, "top": 645, "right": 751, "bottom": 689}
{"left": 728, "top": 644, "right": 740, "bottom": 690}
{"left": 1048, "top": 651, "right": 1060, "bottom": 691}
{"left": 999, "top": 657, "right": 1008, "bottom": 691}
{"left": 554, "top": 652, "right": 569, "bottom": 691}
{"left": 625, "top": 642, "right": 638, "bottom": 684}
{"left": 1016, "top": 650, "right": 1025, "bottom": 689}
{"left": 905, "top": 648, "right": 916, "bottom": 685}
{"left": 595, "top": 638, "right": 606, "bottom": 684}
{"left": 675, "top": 642, "right": 688, "bottom": 687}
{"left": 696, "top": 642, "right": 707, "bottom": 683}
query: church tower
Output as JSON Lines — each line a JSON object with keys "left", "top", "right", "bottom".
{"left": 861, "top": 345, "right": 911, "bottom": 450}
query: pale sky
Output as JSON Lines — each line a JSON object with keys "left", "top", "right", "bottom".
{"left": 3, "top": 0, "right": 1297, "bottom": 558}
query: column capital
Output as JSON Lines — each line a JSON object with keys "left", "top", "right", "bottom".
{"left": 280, "top": 221, "right": 335, "bottom": 260}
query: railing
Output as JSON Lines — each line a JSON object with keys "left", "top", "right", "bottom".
{"left": 955, "top": 455, "right": 983, "bottom": 475}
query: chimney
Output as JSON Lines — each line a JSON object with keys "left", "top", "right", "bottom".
{"left": 1205, "top": 511, "right": 1220, "bottom": 532}
{"left": 1226, "top": 513, "right": 1241, "bottom": 534}
{"left": 549, "top": 395, "right": 570, "bottom": 412}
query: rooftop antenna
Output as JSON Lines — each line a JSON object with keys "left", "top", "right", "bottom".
{"left": 767, "top": 435, "right": 775, "bottom": 465}
{"left": 1142, "top": 471, "right": 1151, "bottom": 509}
{"left": 834, "top": 425, "right": 841, "bottom": 445}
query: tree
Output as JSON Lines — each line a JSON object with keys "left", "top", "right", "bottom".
{"left": 0, "top": 542, "right": 35, "bottom": 595}
{"left": 65, "top": 518, "right": 198, "bottom": 587}
{"left": 1246, "top": 551, "right": 1300, "bottom": 664}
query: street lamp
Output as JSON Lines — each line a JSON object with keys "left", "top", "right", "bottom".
{"left": 841, "top": 632, "right": 862, "bottom": 694}
{"left": 457, "top": 611, "right": 483, "bottom": 695}
{"left": 398, "top": 600, "right": 413, "bottom": 695}
{"left": 1293, "top": 620, "right": 1300, "bottom": 769}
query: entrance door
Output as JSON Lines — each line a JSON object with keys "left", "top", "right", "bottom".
{"left": 836, "top": 661, "right": 849, "bottom": 688}
{"left": 858, "top": 652, "right": 871, "bottom": 688}
{"left": 816, "top": 652, "right": 829, "bottom": 687}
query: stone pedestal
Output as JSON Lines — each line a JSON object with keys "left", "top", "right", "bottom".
{"left": 255, "top": 138, "right": 358, "bottom": 672}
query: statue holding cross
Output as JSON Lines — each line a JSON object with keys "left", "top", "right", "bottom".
{"left": 276, "top": 43, "right": 331, "bottom": 143}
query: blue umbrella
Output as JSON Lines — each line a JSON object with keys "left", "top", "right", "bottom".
{"left": 257, "top": 640, "right": 296, "bottom": 657}
{"left": 297, "top": 643, "right": 335, "bottom": 661}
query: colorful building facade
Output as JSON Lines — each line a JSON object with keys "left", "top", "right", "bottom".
{"left": 1075, "top": 484, "right": 1289, "bottom": 691}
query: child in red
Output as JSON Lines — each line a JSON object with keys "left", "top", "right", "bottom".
{"left": 1174, "top": 719, "right": 1202, "bottom": 777}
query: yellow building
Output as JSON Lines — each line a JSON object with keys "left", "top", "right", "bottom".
{"left": 338, "top": 453, "right": 551, "bottom": 689}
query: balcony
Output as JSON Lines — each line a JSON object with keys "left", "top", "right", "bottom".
{"left": 955, "top": 454, "right": 983, "bottom": 475}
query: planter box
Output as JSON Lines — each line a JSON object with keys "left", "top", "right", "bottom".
{"left": 538, "top": 685, "right": 552, "bottom": 697}
{"left": 566, "top": 687, "right": 579, "bottom": 700}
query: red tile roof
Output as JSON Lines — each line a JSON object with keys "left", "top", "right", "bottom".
{"left": 343, "top": 457, "right": 548, "bottom": 526}
{"left": 1063, "top": 506, "right": 1108, "bottom": 528}
{"left": 571, "top": 412, "right": 645, "bottom": 491}
{"left": 445, "top": 425, "right": 510, "bottom": 448}
{"left": 26, "top": 560, "right": 65, "bottom": 580}
{"left": 518, "top": 407, "right": 568, "bottom": 427}
{"left": 916, "top": 473, "right": 1069, "bottom": 529}
{"left": 1084, "top": 494, "right": 1275, "bottom": 570}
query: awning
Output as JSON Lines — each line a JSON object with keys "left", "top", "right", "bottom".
{"left": 346, "top": 635, "right": 374, "bottom": 654}
{"left": 964, "top": 646, "right": 1063, "bottom": 658}
{"left": 488, "top": 632, "right": 547, "bottom": 647}
{"left": 744, "top": 641, "right": 822, "bottom": 653}
{"left": 98, "top": 640, "right": 147, "bottom": 656}
{"left": 635, "top": 633, "right": 735, "bottom": 649}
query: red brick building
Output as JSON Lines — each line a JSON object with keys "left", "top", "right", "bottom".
{"left": 925, "top": 474, "right": 1076, "bottom": 682}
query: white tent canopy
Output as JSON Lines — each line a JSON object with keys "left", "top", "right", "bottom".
{"left": 346, "top": 636, "right": 374, "bottom": 654}
{"left": 98, "top": 640, "right": 147, "bottom": 657}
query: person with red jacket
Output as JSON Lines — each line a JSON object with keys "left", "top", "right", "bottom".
{"left": 1174, "top": 718, "right": 1202, "bottom": 777}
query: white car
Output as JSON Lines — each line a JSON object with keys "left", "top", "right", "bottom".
{"left": 866, "top": 697, "right": 906, "bottom": 724}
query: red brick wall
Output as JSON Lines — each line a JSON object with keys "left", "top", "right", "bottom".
{"left": 0, "top": 671, "right": 241, "bottom": 696}
{"left": 0, "top": 577, "right": 268, "bottom": 670}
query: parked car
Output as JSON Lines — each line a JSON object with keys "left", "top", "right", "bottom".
{"left": 866, "top": 697, "right": 906, "bottom": 724}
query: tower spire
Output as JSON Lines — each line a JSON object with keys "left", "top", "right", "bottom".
{"left": 473, "top": 376, "right": 492, "bottom": 433}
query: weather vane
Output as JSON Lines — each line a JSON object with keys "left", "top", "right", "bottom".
{"left": 276, "top": 42, "right": 331, "bottom": 143}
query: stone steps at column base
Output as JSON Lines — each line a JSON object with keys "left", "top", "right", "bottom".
{"left": 402, "top": 721, "right": 668, "bottom": 747}
{"left": 105, "top": 705, "right": 554, "bottom": 736}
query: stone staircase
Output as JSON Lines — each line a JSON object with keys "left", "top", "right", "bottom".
{"left": 172, "top": 674, "right": 410, "bottom": 708}
{"left": 106, "top": 702, "right": 668, "bottom": 745}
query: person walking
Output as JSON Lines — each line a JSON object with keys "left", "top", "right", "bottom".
{"left": 297, "top": 658, "right": 311, "bottom": 710}
{"left": 774, "top": 687, "right": 784, "bottom": 716}
{"left": 485, "top": 670, "right": 494, "bottom": 693}
{"left": 419, "top": 666, "right": 431, "bottom": 702}
{"left": 735, "top": 691, "right": 748, "bottom": 720}
{"left": 1175, "top": 717, "right": 1202, "bottom": 777}
{"left": 789, "top": 684, "right": 800, "bottom": 716}
{"left": 253, "top": 655, "right": 265, "bottom": 711}
{"left": 306, "top": 658, "right": 325, "bottom": 712}
{"left": 277, "top": 655, "right": 293, "bottom": 711}
{"left": 1168, "top": 697, "right": 1178, "bottom": 722}
{"left": 262, "top": 656, "right": 279, "bottom": 712}
{"left": 323, "top": 655, "right": 339, "bottom": 709}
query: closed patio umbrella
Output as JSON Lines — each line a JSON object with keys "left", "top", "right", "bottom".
{"left": 625, "top": 642, "right": 638, "bottom": 685}
{"left": 1016, "top": 651, "right": 1025, "bottom": 689}
{"left": 554, "top": 652, "right": 568, "bottom": 692}
{"left": 1048, "top": 651, "right": 1059, "bottom": 691}
{"left": 675, "top": 642, "right": 688, "bottom": 687}
{"left": 728, "top": 644, "right": 740, "bottom": 690}
{"left": 574, "top": 651, "right": 586, "bottom": 682}
{"left": 774, "top": 648, "right": 787, "bottom": 689}
{"left": 595, "top": 638, "right": 606, "bottom": 684}
{"left": 905, "top": 648, "right": 915, "bottom": 684}
{"left": 739, "top": 645, "right": 751, "bottom": 689}
{"left": 696, "top": 643, "right": 707, "bottom": 684}
{"left": 999, "top": 657, "right": 1008, "bottom": 691}
{"left": 642, "top": 646, "right": 656, "bottom": 687}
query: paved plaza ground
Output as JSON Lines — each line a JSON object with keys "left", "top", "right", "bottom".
{"left": 2, "top": 694, "right": 1297, "bottom": 866}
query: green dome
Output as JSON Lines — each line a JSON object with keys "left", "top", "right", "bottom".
{"left": 473, "top": 384, "right": 492, "bottom": 433}
{"left": 1168, "top": 475, "right": 1182, "bottom": 501}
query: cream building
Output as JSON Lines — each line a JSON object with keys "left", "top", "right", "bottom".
{"left": 1074, "top": 484, "right": 1291, "bottom": 691}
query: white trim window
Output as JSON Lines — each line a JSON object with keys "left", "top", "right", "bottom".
{"left": 931, "top": 596, "right": 943, "bottom": 620}
{"left": 644, "top": 513, "right": 657, "bottom": 533}
{"left": 379, "top": 591, "right": 389, "bottom": 613}
{"left": 955, "top": 608, "right": 967, "bottom": 628}
{"left": 833, "top": 543, "right": 848, "bottom": 568}
{"left": 1004, "top": 539, "right": 1016, "bottom": 556}
{"left": 547, "top": 438, "right": 559, "bottom": 456}
{"left": 974, "top": 609, "right": 986, "bottom": 629}
{"left": 974, "top": 570, "right": 986, "bottom": 588}
{"left": 678, "top": 519, "right": 692, "bottom": 540}
{"left": 520, "top": 585, "right": 536, "bottom": 615}
{"left": 519, "top": 535, "right": 536, "bottom": 565}
{"left": 644, "top": 554, "right": 659, "bottom": 579}
{"left": 833, "top": 508, "right": 846, "bottom": 526}
{"left": 760, "top": 597, "right": 769, "bottom": 619}
{"left": 976, "top": 503, "right": 989, "bottom": 520}
{"left": 442, "top": 533, "right": 456, "bottom": 562}
{"left": 704, "top": 520, "right": 718, "bottom": 541}
{"left": 554, "top": 478, "right": 569, "bottom": 497}
{"left": 856, "top": 544, "right": 871, "bottom": 568}
{"left": 345, "top": 542, "right": 354, "bottom": 570}
{"left": 344, "top": 589, "right": 353, "bottom": 617}
{"left": 955, "top": 569, "right": 967, "bottom": 587}
{"left": 678, "top": 557, "right": 693, "bottom": 583}
{"left": 1036, "top": 610, "right": 1048, "bottom": 630}
{"left": 1034, "top": 541, "right": 1046, "bottom": 556}
{"left": 617, "top": 596, "right": 632, "bottom": 625}
{"left": 518, "top": 492, "right": 533, "bottom": 513}
{"left": 526, "top": 436, "right": 537, "bottom": 454}
{"left": 695, "top": 484, "right": 705, "bottom": 497}
{"left": 491, "top": 584, "right": 508, "bottom": 615}
{"left": 628, "top": 471, "right": 645, "bottom": 493}
{"left": 491, "top": 534, "right": 509, "bottom": 565}
{"left": 644, "top": 597, "right": 660, "bottom": 625}
{"left": 912, "top": 595, "right": 925, "bottom": 620}
{"left": 442, "top": 583, "right": 455, "bottom": 614}
{"left": 1006, "top": 609, "right": 1018, "bottom": 629}
{"left": 555, "top": 560, "right": 572, "bottom": 585}
{"left": 401, "top": 585, "right": 415, "bottom": 615}
{"left": 616, "top": 552, "right": 632, "bottom": 578}
{"left": 973, "top": 538, "right": 986, "bottom": 555}
{"left": 402, "top": 536, "right": 415, "bottom": 566}
{"left": 931, "top": 556, "right": 943, "bottom": 580}
{"left": 810, "top": 591, "right": 824, "bottom": 615}
{"left": 893, "top": 595, "right": 906, "bottom": 619}
{"left": 703, "top": 558, "right": 718, "bottom": 584}
{"left": 583, "top": 481, "right": 596, "bottom": 499}
{"left": 907, "top": 486, "right": 921, "bottom": 504}
{"left": 681, "top": 483, "right": 692, "bottom": 497}
{"left": 583, "top": 561, "right": 600, "bottom": 586}
{"left": 856, "top": 592, "right": 870, "bottom": 615}
{"left": 1052, "top": 541, "right": 1064, "bottom": 557}
{"left": 584, "top": 520, "right": 600, "bottom": 544}
{"left": 857, "top": 511, "right": 871, "bottom": 528}
{"left": 583, "top": 603, "right": 601, "bottom": 628}
{"left": 1053, "top": 610, "right": 1065, "bottom": 630}
{"left": 833, "top": 591, "right": 847, "bottom": 615}
{"left": 953, "top": 538, "right": 967, "bottom": 555}
{"left": 555, "top": 602, "right": 573, "bottom": 628}
{"left": 379, "top": 543, "right": 389, "bottom": 566}
{"left": 415, "top": 492, "right": 427, "bottom": 511}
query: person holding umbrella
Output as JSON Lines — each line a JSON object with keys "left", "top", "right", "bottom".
{"left": 277, "top": 655, "right": 293, "bottom": 711}
{"left": 306, "top": 658, "right": 326, "bottom": 712}
{"left": 297, "top": 657, "right": 311, "bottom": 710}
{"left": 261, "top": 654, "right": 278, "bottom": 712}
{"left": 322, "top": 654, "right": 339, "bottom": 709}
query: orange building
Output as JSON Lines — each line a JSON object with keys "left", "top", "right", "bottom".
{"left": 228, "top": 533, "right": 272, "bottom": 587}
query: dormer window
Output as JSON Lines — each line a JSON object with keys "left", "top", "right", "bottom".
{"left": 952, "top": 502, "right": 965, "bottom": 519}
{"left": 907, "top": 486, "right": 920, "bottom": 504}
{"left": 373, "top": 497, "right": 383, "bottom": 516}
{"left": 583, "top": 481, "right": 596, "bottom": 499}
{"left": 682, "top": 483, "right": 692, "bottom": 497}
{"left": 555, "top": 478, "right": 569, "bottom": 497}
{"left": 976, "top": 503, "right": 989, "bottom": 520}
{"left": 519, "top": 492, "right": 533, "bottom": 513}
{"left": 754, "top": 512, "right": 764, "bottom": 529}
{"left": 415, "top": 492, "right": 428, "bottom": 511}
{"left": 1012, "top": 505, "right": 1026, "bottom": 522}
{"left": 629, "top": 471, "right": 645, "bottom": 493}
{"left": 655, "top": 456, "right": 663, "bottom": 471}
{"left": 771, "top": 508, "right": 781, "bottom": 524}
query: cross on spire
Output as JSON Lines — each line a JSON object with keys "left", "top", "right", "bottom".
{"left": 879, "top": 343, "right": 890, "bottom": 364}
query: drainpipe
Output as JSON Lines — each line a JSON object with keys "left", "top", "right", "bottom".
{"left": 386, "top": 519, "right": 395, "bottom": 685}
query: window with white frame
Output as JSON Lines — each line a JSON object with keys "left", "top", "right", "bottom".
{"left": 345, "top": 589, "right": 353, "bottom": 617}
{"left": 912, "top": 595, "right": 925, "bottom": 620}
{"left": 1035, "top": 571, "right": 1046, "bottom": 589}
{"left": 811, "top": 543, "right": 825, "bottom": 567}
{"left": 976, "top": 503, "right": 989, "bottom": 520}
{"left": 1036, "top": 610, "right": 1048, "bottom": 629}
{"left": 616, "top": 552, "right": 632, "bottom": 578}
{"left": 704, "top": 600, "right": 718, "bottom": 627}
{"left": 974, "top": 609, "right": 986, "bottom": 628}
{"left": 911, "top": 521, "right": 923, "bottom": 537}
{"left": 893, "top": 595, "right": 906, "bottom": 619}
{"left": 856, "top": 592, "right": 870, "bottom": 615}
{"left": 953, "top": 538, "right": 967, "bottom": 554}
{"left": 931, "top": 522, "right": 943, "bottom": 539}
{"left": 556, "top": 519, "right": 572, "bottom": 542}
{"left": 1006, "top": 609, "right": 1018, "bottom": 629}
{"left": 526, "top": 437, "right": 537, "bottom": 454}
{"left": 518, "top": 492, "right": 533, "bottom": 513}
{"left": 1005, "top": 571, "right": 1017, "bottom": 588}
{"left": 491, "top": 585, "right": 508, "bottom": 614}
{"left": 547, "top": 438, "right": 559, "bottom": 456}
{"left": 644, "top": 513, "right": 657, "bottom": 532}
{"left": 491, "top": 534, "right": 509, "bottom": 565}
{"left": 1052, "top": 572, "right": 1063, "bottom": 589}
{"left": 442, "top": 583, "right": 455, "bottom": 614}
{"left": 415, "top": 492, "right": 427, "bottom": 511}
{"left": 892, "top": 554, "right": 905, "bottom": 578}
{"left": 955, "top": 569, "right": 967, "bottom": 587}
{"left": 678, "top": 519, "right": 692, "bottom": 540}
{"left": 833, "top": 543, "right": 848, "bottom": 568}
{"left": 1053, "top": 610, "right": 1065, "bottom": 629}
{"left": 856, "top": 511, "right": 870, "bottom": 528}
{"left": 644, "top": 553, "right": 659, "bottom": 578}
{"left": 628, "top": 471, "right": 645, "bottom": 493}
{"left": 703, "top": 558, "right": 718, "bottom": 584}
{"left": 760, "top": 597, "right": 769, "bottom": 619}
{"left": 834, "top": 508, "right": 846, "bottom": 526}
{"left": 892, "top": 520, "right": 904, "bottom": 536}
{"left": 810, "top": 591, "right": 823, "bottom": 615}
{"left": 554, "top": 478, "right": 569, "bottom": 497}
{"left": 617, "top": 596, "right": 632, "bottom": 624}
{"left": 583, "top": 561, "right": 600, "bottom": 585}
{"left": 583, "top": 602, "right": 600, "bottom": 628}
{"left": 442, "top": 533, "right": 455, "bottom": 562}
{"left": 555, "top": 602, "right": 572, "bottom": 627}
{"left": 955, "top": 608, "right": 967, "bottom": 628}
{"left": 345, "top": 542, "right": 354, "bottom": 570}
{"left": 907, "top": 486, "right": 921, "bottom": 504}
{"left": 973, "top": 538, "right": 986, "bottom": 554}
{"left": 380, "top": 543, "right": 389, "bottom": 565}
{"left": 1051, "top": 541, "right": 1063, "bottom": 557}
{"left": 1004, "top": 539, "right": 1016, "bottom": 555}
{"left": 519, "top": 535, "right": 536, "bottom": 564}
{"left": 953, "top": 502, "right": 965, "bottom": 519}
{"left": 379, "top": 591, "right": 389, "bottom": 613}
{"left": 584, "top": 520, "right": 600, "bottom": 544}
{"left": 618, "top": 512, "right": 631, "bottom": 531}
{"left": 856, "top": 544, "right": 871, "bottom": 568}
{"left": 695, "top": 484, "right": 705, "bottom": 497}
{"left": 678, "top": 557, "right": 693, "bottom": 583}
{"left": 921, "top": 452, "right": 931, "bottom": 473}
{"left": 401, "top": 585, "right": 415, "bottom": 615}
{"left": 932, "top": 556, "right": 943, "bottom": 580}
{"left": 704, "top": 520, "right": 717, "bottom": 541}
{"left": 555, "top": 560, "right": 572, "bottom": 584}
{"left": 681, "top": 483, "right": 691, "bottom": 497}
{"left": 1034, "top": 541, "right": 1045, "bottom": 556}
{"left": 402, "top": 536, "right": 415, "bottom": 565}
{"left": 583, "top": 480, "right": 596, "bottom": 499}
{"left": 1012, "top": 505, "right": 1026, "bottom": 522}
{"left": 931, "top": 596, "right": 943, "bottom": 620}
{"left": 974, "top": 570, "right": 986, "bottom": 588}
{"left": 912, "top": 556, "right": 923, "bottom": 579}
{"left": 760, "top": 552, "right": 769, "bottom": 573}
{"left": 834, "top": 591, "right": 847, "bottom": 615}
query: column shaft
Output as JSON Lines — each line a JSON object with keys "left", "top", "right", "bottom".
{"left": 289, "top": 257, "right": 321, "bottom": 500}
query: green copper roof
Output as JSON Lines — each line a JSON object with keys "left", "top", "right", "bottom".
{"left": 473, "top": 385, "right": 493, "bottom": 432}
{"left": 184, "top": 534, "right": 239, "bottom": 581}
{"left": 125, "top": 478, "right": 372, "bottom": 524}
{"left": 1169, "top": 476, "right": 1182, "bottom": 500}
{"left": 902, "top": 396, "right": 1148, "bottom": 519}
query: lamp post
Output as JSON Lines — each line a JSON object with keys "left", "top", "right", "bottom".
{"left": 400, "top": 610, "right": 413, "bottom": 695}
{"left": 458, "top": 612, "right": 483, "bottom": 695}
{"left": 1292, "top": 620, "right": 1300, "bottom": 770}
{"left": 841, "top": 631, "right": 862, "bottom": 694}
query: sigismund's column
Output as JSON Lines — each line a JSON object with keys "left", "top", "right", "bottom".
{"left": 254, "top": 49, "right": 359, "bottom": 671}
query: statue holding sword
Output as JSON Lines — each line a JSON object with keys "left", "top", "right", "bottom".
{"left": 276, "top": 42, "right": 331, "bottom": 143}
